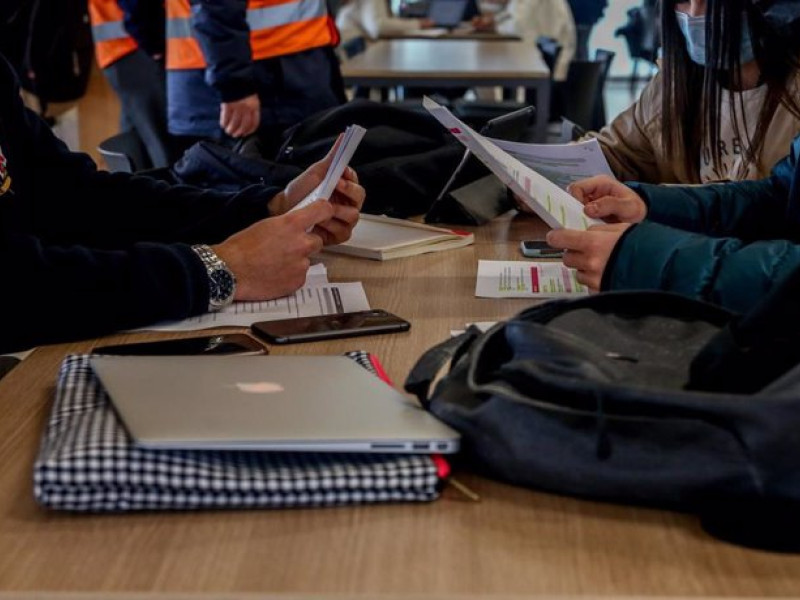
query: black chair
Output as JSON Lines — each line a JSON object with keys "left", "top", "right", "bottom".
{"left": 553, "top": 59, "right": 605, "bottom": 131}
{"left": 97, "top": 131, "right": 149, "bottom": 173}
{"left": 592, "top": 48, "right": 616, "bottom": 130}
{"left": 615, "top": 3, "right": 659, "bottom": 91}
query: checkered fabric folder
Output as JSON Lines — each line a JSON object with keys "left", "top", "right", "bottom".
{"left": 34, "top": 352, "right": 444, "bottom": 512}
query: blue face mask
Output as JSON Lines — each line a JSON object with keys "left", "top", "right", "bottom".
{"left": 675, "top": 10, "right": 756, "bottom": 67}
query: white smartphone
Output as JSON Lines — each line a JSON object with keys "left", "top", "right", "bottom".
{"left": 520, "top": 240, "right": 565, "bottom": 258}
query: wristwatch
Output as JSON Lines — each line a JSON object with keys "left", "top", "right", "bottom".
{"left": 191, "top": 244, "right": 237, "bottom": 311}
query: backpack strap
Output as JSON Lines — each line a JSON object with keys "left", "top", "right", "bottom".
{"left": 404, "top": 327, "right": 482, "bottom": 408}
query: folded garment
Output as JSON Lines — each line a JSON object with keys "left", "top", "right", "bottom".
{"left": 34, "top": 352, "right": 443, "bottom": 512}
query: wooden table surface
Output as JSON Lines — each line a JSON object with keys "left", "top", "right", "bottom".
{"left": 1, "top": 213, "right": 800, "bottom": 598}
{"left": 341, "top": 39, "right": 548, "bottom": 86}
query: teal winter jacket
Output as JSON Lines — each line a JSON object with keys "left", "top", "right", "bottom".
{"left": 603, "top": 135, "right": 800, "bottom": 313}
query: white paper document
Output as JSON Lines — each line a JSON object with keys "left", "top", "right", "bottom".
{"left": 475, "top": 260, "right": 589, "bottom": 299}
{"left": 303, "top": 263, "right": 329, "bottom": 286}
{"left": 289, "top": 124, "right": 367, "bottom": 212}
{"left": 423, "top": 97, "right": 602, "bottom": 231}
{"left": 140, "top": 282, "right": 371, "bottom": 332}
{"left": 486, "top": 137, "right": 614, "bottom": 190}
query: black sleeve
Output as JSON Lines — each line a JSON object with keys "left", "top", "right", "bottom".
{"left": 0, "top": 233, "right": 209, "bottom": 353}
{"left": 189, "top": 0, "right": 257, "bottom": 102}
{"left": 15, "top": 90, "right": 278, "bottom": 248}
{"left": 0, "top": 56, "right": 282, "bottom": 351}
{"left": 117, "top": 0, "right": 166, "bottom": 58}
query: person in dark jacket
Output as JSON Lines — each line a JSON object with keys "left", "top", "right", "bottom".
{"left": 0, "top": 55, "right": 364, "bottom": 353}
{"left": 166, "top": 0, "right": 346, "bottom": 156}
{"left": 545, "top": 134, "right": 800, "bottom": 314}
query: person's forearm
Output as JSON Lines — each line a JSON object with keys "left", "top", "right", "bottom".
{"left": 0, "top": 235, "right": 208, "bottom": 353}
{"left": 604, "top": 221, "right": 800, "bottom": 313}
{"left": 30, "top": 170, "right": 277, "bottom": 249}
{"left": 631, "top": 177, "right": 790, "bottom": 240}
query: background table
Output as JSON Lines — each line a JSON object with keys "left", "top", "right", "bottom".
{"left": 340, "top": 40, "right": 550, "bottom": 142}
{"left": 2, "top": 213, "right": 800, "bottom": 597}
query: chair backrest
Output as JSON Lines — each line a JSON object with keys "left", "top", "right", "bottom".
{"left": 594, "top": 48, "right": 615, "bottom": 83}
{"left": 536, "top": 36, "right": 563, "bottom": 77}
{"left": 97, "top": 131, "right": 149, "bottom": 173}
{"left": 591, "top": 48, "right": 616, "bottom": 129}
{"left": 559, "top": 59, "right": 605, "bottom": 130}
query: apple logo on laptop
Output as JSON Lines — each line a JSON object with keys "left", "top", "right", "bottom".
{"left": 235, "top": 382, "right": 285, "bottom": 394}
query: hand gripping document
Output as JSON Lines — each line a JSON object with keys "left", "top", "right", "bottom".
{"left": 289, "top": 124, "right": 368, "bottom": 213}
{"left": 423, "top": 97, "right": 603, "bottom": 230}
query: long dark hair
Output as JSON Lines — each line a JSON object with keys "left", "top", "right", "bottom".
{"left": 661, "top": 0, "right": 800, "bottom": 179}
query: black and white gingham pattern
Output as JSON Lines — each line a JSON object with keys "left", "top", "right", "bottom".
{"left": 34, "top": 353, "right": 440, "bottom": 511}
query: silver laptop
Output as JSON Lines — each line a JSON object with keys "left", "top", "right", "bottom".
{"left": 427, "top": 0, "right": 469, "bottom": 28}
{"left": 89, "top": 355, "right": 460, "bottom": 453}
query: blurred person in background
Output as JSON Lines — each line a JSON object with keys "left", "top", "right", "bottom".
{"left": 165, "top": 0, "right": 346, "bottom": 157}
{"left": 89, "top": 0, "right": 172, "bottom": 168}
{"left": 472, "top": 0, "right": 576, "bottom": 81}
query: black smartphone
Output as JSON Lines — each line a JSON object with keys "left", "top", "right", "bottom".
{"left": 92, "top": 333, "right": 267, "bottom": 356}
{"left": 251, "top": 309, "right": 411, "bottom": 344}
{"left": 520, "top": 240, "right": 565, "bottom": 258}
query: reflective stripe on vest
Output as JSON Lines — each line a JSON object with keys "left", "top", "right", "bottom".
{"left": 166, "top": 0, "right": 337, "bottom": 71}
{"left": 89, "top": 0, "right": 138, "bottom": 69}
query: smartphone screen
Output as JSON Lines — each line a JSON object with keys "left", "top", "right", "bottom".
{"left": 251, "top": 309, "right": 410, "bottom": 344}
{"left": 92, "top": 334, "right": 267, "bottom": 356}
{"left": 520, "top": 240, "right": 565, "bottom": 258}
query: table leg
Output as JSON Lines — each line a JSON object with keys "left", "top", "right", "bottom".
{"left": 530, "top": 79, "right": 551, "bottom": 142}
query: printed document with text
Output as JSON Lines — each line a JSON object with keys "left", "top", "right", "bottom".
{"left": 475, "top": 260, "right": 589, "bottom": 298}
{"left": 424, "top": 97, "right": 603, "bottom": 230}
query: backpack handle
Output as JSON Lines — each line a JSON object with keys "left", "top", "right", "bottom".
{"left": 404, "top": 327, "right": 482, "bottom": 408}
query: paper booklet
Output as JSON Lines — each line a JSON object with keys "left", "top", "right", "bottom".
{"left": 289, "top": 124, "right": 367, "bottom": 212}
{"left": 423, "top": 97, "right": 603, "bottom": 231}
{"left": 324, "top": 214, "right": 474, "bottom": 261}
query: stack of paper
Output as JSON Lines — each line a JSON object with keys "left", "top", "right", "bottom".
{"left": 325, "top": 214, "right": 474, "bottom": 261}
{"left": 486, "top": 137, "right": 614, "bottom": 190}
{"left": 290, "top": 124, "right": 367, "bottom": 212}
{"left": 423, "top": 97, "right": 603, "bottom": 231}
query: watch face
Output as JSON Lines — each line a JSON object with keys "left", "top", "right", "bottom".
{"left": 209, "top": 268, "right": 236, "bottom": 305}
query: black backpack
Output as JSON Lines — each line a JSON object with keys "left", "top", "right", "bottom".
{"left": 405, "top": 268, "right": 800, "bottom": 552}
{"left": 167, "top": 100, "right": 484, "bottom": 218}
{"left": 0, "top": 0, "right": 94, "bottom": 111}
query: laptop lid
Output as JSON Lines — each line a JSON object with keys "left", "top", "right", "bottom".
{"left": 90, "top": 355, "right": 460, "bottom": 453}
{"left": 427, "top": 0, "right": 469, "bottom": 28}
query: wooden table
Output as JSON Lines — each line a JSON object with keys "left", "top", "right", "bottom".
{"left": 2, "top": 213, "right": 800, "bottom": 598}
{"left": 340, "top": 40, "right": 550, "bottom": 142}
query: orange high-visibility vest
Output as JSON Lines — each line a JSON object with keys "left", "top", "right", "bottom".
{"left": 166, "top": 0, "right": 338, "bottom": 71}
{"left": 88, "top": 0, "right": 139, "bottom": 69}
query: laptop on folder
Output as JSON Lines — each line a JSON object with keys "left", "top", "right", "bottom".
{"left": 427, "top": 0, "right": 470, "bottom": 28}
{"left": 90, "top": 355, "right": 460, "bottom": 453}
